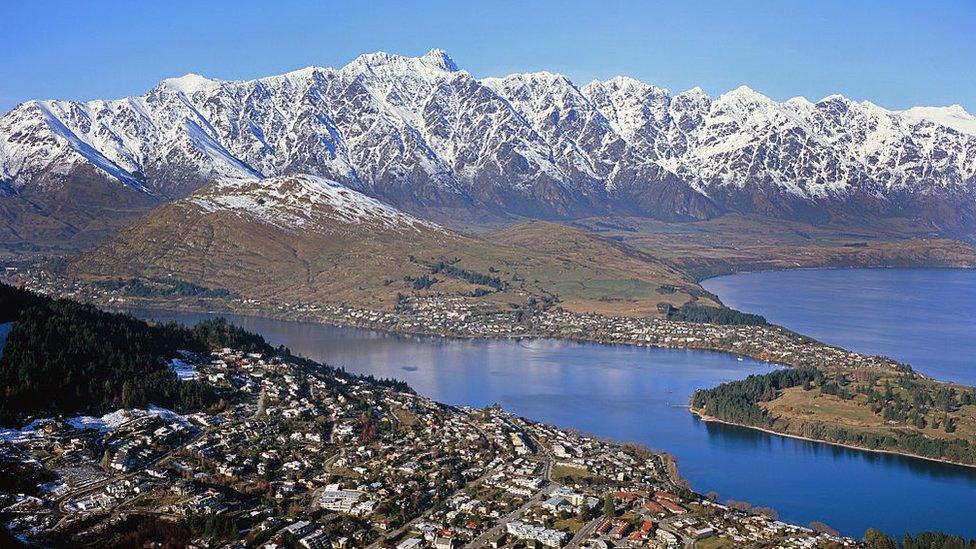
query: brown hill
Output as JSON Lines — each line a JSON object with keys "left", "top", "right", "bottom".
{"left": 68, "top": 175, "right": 713, "bottom": 316}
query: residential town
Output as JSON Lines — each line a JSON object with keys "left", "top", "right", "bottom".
{"left": 2, "top": 343, "right": 861, "bottom": 547}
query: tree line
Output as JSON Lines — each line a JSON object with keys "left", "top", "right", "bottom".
{"left": 93, "top": 277, "right": 235, "bottom": 299}
{"left": 865, "top": 528, "right": 976, "bottom": 549}
{"left": 691, "top": 367, "right": 820, "bottom": 427}
{"left": 662, "top": 303, "right": 768, "bottom": 326}
{"left": 431, "top": 261, "right": 506, "bottom": 290}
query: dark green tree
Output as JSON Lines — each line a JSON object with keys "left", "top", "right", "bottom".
{"left": 603, "top": 493, "right": 615, "bottom": 518}
{"left": 864, "top": 528, "right": 897, "bottom": 549}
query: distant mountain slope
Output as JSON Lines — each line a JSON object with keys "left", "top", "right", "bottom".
{"left": 69, "top": 175, "right": 711, "bottom": 315}
{"left": 2, "top": 49, "right": 974, "bottom": 253}
{"left": 0, "top": 164, "right": 159, "bottom": 255}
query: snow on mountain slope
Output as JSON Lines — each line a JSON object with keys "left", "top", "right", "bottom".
{"left": 1, "top": 49, "right": 974, "bottom": 232}
{"left": 902, "top": 105, "right": 976, "bottom": 137}
{"left": 188, "top": 174, "right": 443, "bottom": 233}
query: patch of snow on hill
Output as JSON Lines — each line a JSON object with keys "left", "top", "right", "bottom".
{"left": 67, "top": 406, "right": 186, "bottom": 434}
{"left": 191, "top": 175, "right": 444, "bottom": 233}
{"left": 169, "top": 358, "right": 199, "bottom": 381}
{"left": 1, "top": 407, "right": 187, "bottom": 442}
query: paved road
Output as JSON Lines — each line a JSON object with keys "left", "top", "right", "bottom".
{"left": 565, "top": 517, "right": 601, "bottom": 549}
{"left": 524, "top": 430, "right": 554, "bottom": 482}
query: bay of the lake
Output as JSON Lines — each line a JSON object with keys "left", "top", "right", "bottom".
{"left": 703, "top": 268, "right": 976, "bottom": 385}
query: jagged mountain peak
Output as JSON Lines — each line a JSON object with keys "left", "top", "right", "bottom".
{"left": 784, "top": 95, "right": 813, "bottom": 107}
{"left": 901, "top": 105, "right": 976, "bottom": 136}
{"left": 267, "top": 65, "right": 333, "bottom": 82}
{"left": 420, "top": 48, "right": 459, "bottom": 71}
{"left": 344, "top": 49, "right": 460, "bottom": 77}
{"left": 816, "top": 93, "right": 851, "bottom": 105}
{"left": 157, "top": 73, "right": 223, "bottom": 95}
{"left": 717, "top": 84, "right": 773, "bottom": 105}
{"left": 481, "top": 70, "right": 580, "bottom": 93}
{"left": 604, "top": 75, "right": 651, "bottom": 90}
{"left": 678, "top": 86, "right": 708, "bottom": 99}
{"left": 584, "top": 75, "right": 670, "bottom": 98}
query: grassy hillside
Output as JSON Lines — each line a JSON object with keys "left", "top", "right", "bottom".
{"left": 484, "top": 221, "right": 715, "bottom": 315}
{"left": 0, "top": 165, "right": 159, "bottom": 257}
{"left": 67, "top": 193, "right": 716, "bottom": 317}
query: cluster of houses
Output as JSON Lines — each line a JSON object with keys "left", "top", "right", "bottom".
{"left": 103, "top": 414, "right": 194, "bottom": 472}
{"left": 531, "top": 309, "right": 906, "bottom": 375}
{"left": 3, "top": 341, "right": 862, "bottom": 547}
{"left": 506, "top": 520, "right": 569, "bottom": 547}
{"left": 253, "top": 294, "right": 908, "bottom": 376}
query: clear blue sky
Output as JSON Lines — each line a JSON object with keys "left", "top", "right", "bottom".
{"left": 1, "top": 0, "right": 973, "bottom": 114}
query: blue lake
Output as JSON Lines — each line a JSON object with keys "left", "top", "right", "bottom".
{"left": 702, "top": 268, "right": 976, "bottom": 385}
{"left": 134, "top": 270, "right": 976, "bottom": 540}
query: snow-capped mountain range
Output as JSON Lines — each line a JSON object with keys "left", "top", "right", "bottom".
{"left": 2, "top": 48, "right": 975, "bottom": 236}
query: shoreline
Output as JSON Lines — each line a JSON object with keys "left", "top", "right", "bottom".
{"left": 696, "top": 264, "right": 976, "bottom": 284}
{"left": 10, "top": 281, "right": 976, "bottom": 539}
{"left": 118, "top": 299, "right": 790, "bottom": 364}
{"left": 690, "top": 408, "right": 976, "bottom": 471}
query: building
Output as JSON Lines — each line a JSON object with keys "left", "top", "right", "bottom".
{"left": 507, "top": 521, "right": 568, "bottom": 548}
{"left": 279, "top": 520, "right": 316, "bottom": 539}
{"left": 396, "top": 538, "right": 423, "bottom": 549}
{"left": 434, "top": 537, "right": 456, "bottom": 549}
{"left": 320, "top": 484, "right": 365, "bottom": 513}
{"left": 298, "top": 529, "right": 330, "bottom": 549}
